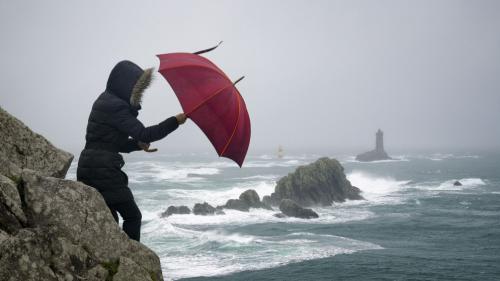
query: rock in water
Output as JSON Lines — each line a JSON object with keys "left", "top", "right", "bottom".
{"left": 262, "top": 195, "right": 273, "bottom": 206}
{"left": 0, "top": 107, "right": 73, "bottom": 179}
{"left": 453, "top": 181, "right": 462, "bottom": 186}
{"left": 239, "top": 189, "right": 272, "bottom": 210}
{"left": 279, "top": 199, "right": 318, "bottom": 219}
{"left": 355, "top": 129, "right": 392, "bottom": 162}
{"left": 193, "top": 202, "right": 216, "bottom": 215}
{"left": 161, "top": 205, "right": 191, "bottom": 217}
{"left": 0, "top": 108, "right": 163, "bottom": 281}
{"left": 269, "top": 157, "right": 363, "bottom": 206}
{"left": 239, "top": 189, "right": 260, "bottom": 206}
{"left": 273, "top": 213, "right": 287, "bottom": 218}
{"left": 223, "top": 199, "right": 250, "bottom": 212}
{"left": 223, "top": 189, "right": 273, "bottom": 212}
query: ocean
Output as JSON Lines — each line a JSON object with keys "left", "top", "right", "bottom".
{"left": 66, "top": 151, "right": 500, "bottom": 281}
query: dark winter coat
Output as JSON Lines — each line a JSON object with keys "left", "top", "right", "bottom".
{"left": 77, "top": 60, "right": 179, "bottom": 205}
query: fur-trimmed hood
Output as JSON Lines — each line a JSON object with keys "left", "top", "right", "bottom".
{"left": 106, "top": 60, "right": 153, "bottom": 109}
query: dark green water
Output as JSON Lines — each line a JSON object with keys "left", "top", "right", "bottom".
{"left": 177, "top": 153, "right": 500, "bottom": 281}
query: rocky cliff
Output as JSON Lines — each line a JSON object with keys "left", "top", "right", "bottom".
{"left": 0, "top": 107, "right": 163, "bottom": 281}
{"left": 268, "top": 157, "right": 363, "bottom": 207}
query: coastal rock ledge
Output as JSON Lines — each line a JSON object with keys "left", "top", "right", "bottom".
{"left": 0, "top": 107, "right": 163, "bottom": 281}
{"left": 269, "top": 157, "right": 363, "bottom": 207}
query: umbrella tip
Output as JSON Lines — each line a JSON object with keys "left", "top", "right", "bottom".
{"left": 233, "top": 76, "right": 245, "bottom": 85}
{"left": 193, "top": 41, "right": 223, "bottom": 55}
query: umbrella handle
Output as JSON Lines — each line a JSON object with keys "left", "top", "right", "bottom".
{"left": 193, "top": 41, "right": 223, "bottom": 55}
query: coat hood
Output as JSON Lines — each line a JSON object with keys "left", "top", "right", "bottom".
{"left": 106, "top": 60, "right": 153, "bottom": 109}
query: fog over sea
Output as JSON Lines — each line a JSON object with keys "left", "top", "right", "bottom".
{"left": 67, "top": 151, "right": 500, "bottom": 281}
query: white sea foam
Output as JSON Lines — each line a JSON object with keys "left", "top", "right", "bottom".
{"left": 243, "top": 159, "right": 306, "bottom": 168}
{"left": 346, "top": 171, "right": 411, "bottom": 204}
{"left": 125, "top": 161, "right": 221, "bottom": 183}
{"left": 65, "top": 161, "right": 78, "bottom": 180}
{"left": 156, "top": 181, "right": 276, "bottom": 207}
{"left": 424, "top": 178, "right": 486, "bottom": 191}
{"left": 236, "top": 174, "right": 280, "bottom": 180}
{"left": 414, "top": 153, "right": 481, "bottom": 161}
{"left": 141, "top": 221, "right": 382, "bottom": 281}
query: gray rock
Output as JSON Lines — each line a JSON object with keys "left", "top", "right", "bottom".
{"left": 2, "top": 170, "right": 164, "bottom": 281}
{"left": 453, "top": 181, "right": 462, "bottom": 186}
{"left": 219, "top": 189, "right": 274, "bottom": 212}
{"left": 0, "top": 107, "right": 73, "bottom": 179}
{"left": 223, "top": 199, "right": 250, "bottom": 212}
{"left": 215, "top": 206, "right": 226, "bottom": 215}
{"left": 273, "top": 213, "right": 287, "bottom": 218}
{"left": 355, "top": 149, "right": 391, "bottom": 162}
{"left": 239, "top": 189, "right": 260, "bottom": 206}
{"left": 161, "top": 205, "right": 191, "bottom": 217}
{"left": 262, "top": 195, "right": 272, "bottom": 206}
{"left": 279, "top": 199, "right": 319, "bottom": 219}
{"left": 0, "top": 175, "right": 27, "bottom": 233}
{"left": 0, "top": 108, "right": 163, "bottom": 281}
{"left": 238, "top": 189, "right": 273, "bottom": 210}
{"left": 269, "top": 157, "right": 363, "bottom": 207}
{"left": 113, "top": 256, "right": 153, "bottom": 281}
{"left": 193, "top": 202, "right": 216, "bottom": 215}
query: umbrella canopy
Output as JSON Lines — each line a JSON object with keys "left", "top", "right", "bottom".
{"left": 157, "top": 51, "right": 250, "bottom": 167}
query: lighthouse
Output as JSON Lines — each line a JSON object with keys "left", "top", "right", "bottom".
{"left": 376, "top": 129, "right": 384, "bottom": 152}
{"left": 355, "top": 129, "right": 392, "bottom": 162}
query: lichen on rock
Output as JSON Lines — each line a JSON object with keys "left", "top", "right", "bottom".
{"left": 0, "top": 107, "right": 163, "bottom": 281}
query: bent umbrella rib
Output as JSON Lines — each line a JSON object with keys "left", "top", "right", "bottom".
{"left": 220, "top": 91, "right": 241, "bottom": 159}
{"left": 186, "top": 84, "right": 232, "bottom": 116}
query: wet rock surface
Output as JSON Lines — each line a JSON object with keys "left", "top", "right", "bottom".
{"left": 161, "top": 205, "right": 191, "bottom": 217}
{"left": 269, "top": 157, "right": 363, "bottom": 207}
{"left": 193, "top": 202, "right": 216, "bottom": 215}
{"left": 278, "top": 199, "right": 319, "bottom": 219}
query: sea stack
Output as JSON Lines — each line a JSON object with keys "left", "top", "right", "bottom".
{"left": 355, "top": 129, "right": 392, "bottom": 162}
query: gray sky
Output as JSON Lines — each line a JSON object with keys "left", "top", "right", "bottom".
{"left": 1, "top": 0, "right": 499, "bottom": 156}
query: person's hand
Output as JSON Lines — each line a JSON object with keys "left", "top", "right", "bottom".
{"left": 138, "top": 142, "right": 158, "bottom": 153}
{"left": 176, "top": 113, "right": 187, "bottom": 125}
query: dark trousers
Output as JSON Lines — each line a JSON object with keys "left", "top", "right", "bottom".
{"left": 108, "top": 200, "right": 142, "bottom": 241}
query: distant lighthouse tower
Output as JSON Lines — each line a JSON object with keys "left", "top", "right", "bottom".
{"left": 356, "top": 129, "right": 392, "bottom": 161}
{"left": 375, "top": 129, "right": 384, "bottom": 151}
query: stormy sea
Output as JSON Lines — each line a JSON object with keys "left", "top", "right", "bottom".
{"left": 67, "top": 151, "right": 500, "bottom": 281}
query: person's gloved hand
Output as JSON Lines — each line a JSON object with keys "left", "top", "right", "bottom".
{"left": 138, "top": 142, "right": 158, "bottom": 153}
{"left": 176, "top": 113, "right": 187, "bottom": 125}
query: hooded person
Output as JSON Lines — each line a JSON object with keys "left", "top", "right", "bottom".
{"left": 77, "top": 60, "right": 186, "bottom": 241}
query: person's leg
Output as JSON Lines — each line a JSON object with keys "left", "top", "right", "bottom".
{"left": 108, "top": 206, "right": 119, "bottom": 223}
{"left": 111, "top": 200, "right": 142, "bottom": 241}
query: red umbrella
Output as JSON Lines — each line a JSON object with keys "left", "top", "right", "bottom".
{"left": 157, "top": 44, "right": 251, "bottom": 167}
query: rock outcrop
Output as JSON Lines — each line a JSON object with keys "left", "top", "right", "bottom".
{"left": 0, "top": 107, "right": 163, "bottom": 281}
{"left": 453, "top": 181, "right": 462, "bottom": 186}
{"left": 193, "top": 202, "right": 216, "bottom": 215}
{"left": 222, "top": 189, "right": 272, "bottom": 212}
{"left": 278, "top": 199, "right": 319, "bottom": 219}
{"left": 161, "top": 205, "right": 191, "bottom": 217}
{"left": 355, "top": 129, "right": 392, "bottom": 162}
{"left": 268, "top": 157, "right": 363, "bottom": 207}
{"left": 223, "top": 199, "right": 250, "bottom": 212}
{"left": 0, "top": 107, "right": 73, "bottom": 179}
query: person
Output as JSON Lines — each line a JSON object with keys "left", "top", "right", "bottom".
{"left": 77, "top": 60, "right": 186, "bottom": 241}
